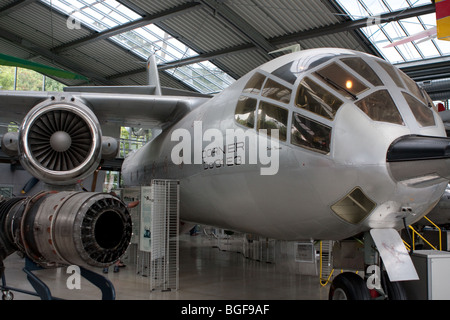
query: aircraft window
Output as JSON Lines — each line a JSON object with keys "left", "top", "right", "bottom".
{"left": 422, "top": 89, "right": 436, "bottom": 110}
{"left": 296, "top": 77, "right": 343, "bottom": 120}
{"left": 271, "top": 61, "right": 298, "bottom": 84}
{"left": 235, "top": 96, "right": 257, "bottom": 128}
{"left": 377, "top": 61, "right": 405, "bottom": 89}
{"left": 257, "top": 102, "right": 288, "bottom": 141}
{"left": 355, "top": 90, "right": 404, "bottom": 125}
{"left": 402, "top": 92, "right": 436, "bottom": 127}
{"left": 271, "top": 53, "right": 338, "bottom": 84}
{"left": 262, "top": 78, "right": 292, "bottom": 104}
{"left": 315, "top": 62, "right": 369, "bottom": 100}
{"left": 398, "top": 70, "right": 426, "bottom": 104}
{"left": 291, "top": 113, "right": 331, "bottom": 154}
{"left": 341, "top": 57, "right": 383, "bottom": 87}
{"left": 243, "top": 72, "right": 266, "bottom": 95}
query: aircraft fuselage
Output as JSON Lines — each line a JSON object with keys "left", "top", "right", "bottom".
{"left": 122, "top": 48, "right": 448, "bottom": 241}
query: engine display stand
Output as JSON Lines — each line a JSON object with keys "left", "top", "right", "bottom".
{"left": 1, "top": 258, "right": 116, "bottom": 300}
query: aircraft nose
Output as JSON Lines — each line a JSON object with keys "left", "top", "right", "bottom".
{"left": 387, "top": 135, "right": 450, "bottom": 162}
{"left": 387, "top": 135, "right": 450, "bottom": 186}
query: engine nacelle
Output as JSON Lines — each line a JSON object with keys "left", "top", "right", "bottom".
{"left": 18, "top": 98, "right": 103, "bottom": 186}
{"left": 0, "top": 191, "right": 132, "bottom": 272}
{"left": 1, "top": 132, "right": 19, "bottom": 157}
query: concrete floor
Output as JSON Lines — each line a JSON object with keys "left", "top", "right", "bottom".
{"left": 1, "top": 234, "right": 329, "bottom": 301}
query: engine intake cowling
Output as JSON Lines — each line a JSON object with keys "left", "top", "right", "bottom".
{"left": 19, "top": 98, "right": 102, "bottom": 185}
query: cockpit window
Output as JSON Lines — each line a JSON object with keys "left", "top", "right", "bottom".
{"left": 235, "top": 96, "right": 257, "bottom": 128}
{"left": 355, "top": 90, "right": 404, "bottom": 125}
{"left": 398, "top": 70, "right": 426, "bottom": 104}
{"left": 291, "top": 113, "right": 331, "bottom": 154}
{"left": 315, "top": 62, "right": 369, "bottom": 100}
{"left": 341, "top": 57, "right": 383, "bottom": 87}
{"left": 296, "top": 77, "right": 343, "bottom": 120}
{"left": 243, "top": 72, "right": 266, "bottom": 95}
{"left": 271, "top": 53, "right": 338, "bottom": 84}
{"left": 377, "top": 61, "right": 405, "bottom": 89}
{"left": 262, "top": 78, "right": 292, "bottom": 104}
{"left": 403, "top": 92, "right": 436, "bottom": 127}
{"left": 422, "top": 89, "right": 436, "bottom": 110}
{"left": 257, "top": 102, "right": 288, "bottom": 141}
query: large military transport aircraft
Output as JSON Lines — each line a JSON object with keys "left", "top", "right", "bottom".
{"left": 1, "top": 48, "right": 450, "bottom": 300}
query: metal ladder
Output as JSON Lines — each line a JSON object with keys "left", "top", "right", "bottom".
{"left": 319, "top": 240, "right": 334, "bottom": 286}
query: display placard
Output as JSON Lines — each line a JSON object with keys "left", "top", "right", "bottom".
{"left": 295, "top": 242, "right": 314, "bottom": 263}
{"left": 139, "top": 186, "right": 152, "bottom": 252}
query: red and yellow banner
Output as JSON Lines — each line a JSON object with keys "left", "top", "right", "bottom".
{"left": 436, "top": 0, "right": 450, "bottom": 41}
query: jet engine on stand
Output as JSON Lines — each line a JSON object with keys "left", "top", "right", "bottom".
{"left": 0, "top": 96, "right": 131, "bottom": 282}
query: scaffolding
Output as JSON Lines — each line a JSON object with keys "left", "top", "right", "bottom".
{"left": 150, "top": 180, "right": 180, "bottom": 292}
{"left": 243, "top": 236, "right": 276, "bottom": 263}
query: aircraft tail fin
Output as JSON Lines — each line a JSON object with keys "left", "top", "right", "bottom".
{"left": 147, "top": 53, "right": 162, "bottom": 96}
{"left": 269, "top": 44, "right": 301, "bottom": 55}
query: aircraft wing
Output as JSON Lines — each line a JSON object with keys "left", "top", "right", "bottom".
{"left": 0, "top": 90, "right": 210, "bottom": 129}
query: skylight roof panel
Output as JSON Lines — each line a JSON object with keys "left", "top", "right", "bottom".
{"left": 336, "top": 0, "right": 445, "bottom": 64}
{"left": 416, "top": 40, "right": 440, "bottom": 57}
{"left": 39, "top": 0, "right": 235, "bottom": 94}
{"left": 400, "top": 17, "right": 426, "bottom": 36}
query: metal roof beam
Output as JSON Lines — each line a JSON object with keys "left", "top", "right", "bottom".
{"left": 158, "top": 44, "right": 254, "bottom": 70}
{"left": 107, "top": 43, "right": 254, "bottom": 80}
{"left": 0, "top": 26, "right": 114, "bottom": 85}
{"left": 0, "top": 0, "right": 36, "bottom": 18}
{"left": 270, "top": 3, "right": 435, "bottom": 46}
{"left": 398, "top": 56, "right": 450, "bottom": 82}
{"left": 140, "top": 3, "right": 435, "bottom": 72}
{"left": 199, "top": 0, "right": 276, "bottom": 54}
{"left": 53, "top": 2, "right": 201, "bottom": 53}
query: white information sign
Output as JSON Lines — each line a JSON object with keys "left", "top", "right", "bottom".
{"left": 139, "top": 186, "right": 152, "bottom": 252}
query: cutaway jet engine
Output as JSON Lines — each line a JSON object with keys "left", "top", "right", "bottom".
{"left": 0, "top": 191, "right": 132, "bottom": 275}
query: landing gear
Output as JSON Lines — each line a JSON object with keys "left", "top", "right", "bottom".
{"left": 380, "top": 271, "right": 407, "bottom": 300}
{"left": 328, "top": 271, "right": 407, "bottom": 300}
{"left": 329, "top": 272, "right": 370, "bottom": 300}
{"left": 328, "top": 230, "right": 409, "bottom": 300}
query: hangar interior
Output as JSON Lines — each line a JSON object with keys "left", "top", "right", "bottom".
{"left": 1, "top": 0, "right": 450, "bottom": 301}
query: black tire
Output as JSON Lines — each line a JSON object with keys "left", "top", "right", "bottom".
{"left": 329, "top": 272, "right": 371, "bottom": 300}
{"left": 381, "top": 271, "right": 407, "bottom": 300}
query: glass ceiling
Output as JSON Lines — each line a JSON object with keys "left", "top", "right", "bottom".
{"left": 38, "top": 0, "right": 446, "bottom": 92}
{"left": 336, "top": 0, "right": 450, "bottom": 65}
{"left": 40, "top": 0, "right": 235, "bottom": 94}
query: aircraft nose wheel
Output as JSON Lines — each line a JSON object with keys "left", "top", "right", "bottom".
{"left": 328, "top": 272, "right": 370, "bottom": 300}
{"left": 2, "top": 290, "right": 14, "bottom": 300}
{"left": 328, "top": 271, "right": 408, "bottom": 300}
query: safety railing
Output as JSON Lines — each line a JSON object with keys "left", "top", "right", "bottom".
{"left": 406, "top": 216, "right": 442, "bottom": 251}
{"left": 409, "top": 226, "right": 438, "bottom": 250}
{"left": 423, "top": 216, "right": 442, "bottom": 251}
